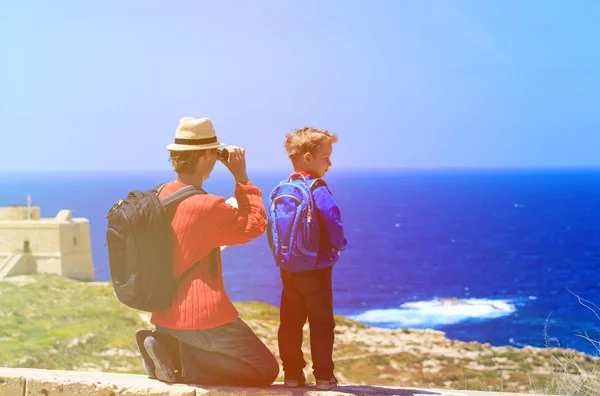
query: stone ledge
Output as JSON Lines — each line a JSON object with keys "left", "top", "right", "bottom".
{"left": 0, "top": 368, "right": 549, "bottom": 396}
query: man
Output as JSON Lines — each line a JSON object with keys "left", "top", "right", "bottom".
{"left": 136, "top": 117, "right": 279, "bottom": 386}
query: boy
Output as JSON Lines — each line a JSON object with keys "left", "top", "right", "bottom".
{"left": 270, "top": 127, "right": 347, "bottom": 390}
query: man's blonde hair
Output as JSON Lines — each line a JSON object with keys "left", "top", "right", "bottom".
{"left": 168, "top": 150, "right": 206, "bottom": 174}
{"left": 284, "top": 127, "right": 338, "bottom": 161}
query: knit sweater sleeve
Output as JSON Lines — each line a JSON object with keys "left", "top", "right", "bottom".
{"left": 207, "top": 181, "right": 266, "bottom": 247}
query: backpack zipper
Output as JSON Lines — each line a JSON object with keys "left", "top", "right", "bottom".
{"left": 104, "top": 207, "right": 129, "bottom": 246}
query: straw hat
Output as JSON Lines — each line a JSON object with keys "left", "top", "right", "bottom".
{"left": 166, "top": 117, "right": 226, "bottom": 151}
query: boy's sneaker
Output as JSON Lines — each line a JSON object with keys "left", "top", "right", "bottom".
{"left": 315, "top": 375, "right": 339, "bottom": 390}
{"left": 284, "top": 372, "right": 306, "bottom": 388}
{"left": 143, "top": 335, "right": 180, "bottom": 383}
{"left": 135, "top": 330, "right": 155, "bottom": 378}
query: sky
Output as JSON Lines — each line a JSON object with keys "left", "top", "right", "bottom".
{"left": 1, "top": 0, "right": 599, "bottom": 172}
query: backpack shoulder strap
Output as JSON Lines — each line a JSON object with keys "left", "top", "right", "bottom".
{"left": 309, "top": 178, "right": 328, "bottom": 191}
{"left": 161, "top": 185, "right": 207, "bottom": 207}
{"left": 155, "top": 183, "right": 168, "bottom": 195}
{"left": 177, "top": 247, "right": 219, "bottom": 284}
{"left": 161, "top": 185, "right": 212, "bottom": 285}
{"left": 288, "top": 173, "right": 308, "bottom": 184}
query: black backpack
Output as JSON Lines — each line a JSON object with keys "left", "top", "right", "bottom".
{"left": 105, "top": 183, "right": 206, "bottom": 312}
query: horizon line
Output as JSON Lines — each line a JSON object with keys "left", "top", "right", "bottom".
{"left": 2, "top": 165, "right": 600, "bottom": 173}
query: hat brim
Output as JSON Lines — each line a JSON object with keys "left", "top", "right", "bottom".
{"left": 166, "top": 142, "right": 226, "bottom": 151}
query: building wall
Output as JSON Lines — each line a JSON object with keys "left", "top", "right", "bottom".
{"left": 59, "top": 220, "right": 92, "bottom": 255}
{"left": 5, "top": 254, "right": 35, "bottom": 277}
{"left": 59, "top": 220, "right": 95, "bottom": 281}
{"left": 34, "top": 255, "right": 62, "bottom": 275}
{"left": 0, "top": 206, "right": 41, "bottom": 221}
{"left": 60, "top": 252, "right": 95, "bottom": 281}
{"left": 0, "top": 211, "right": 96, "bottom": 282}
{"left": 0, "top": 223, "right": 61, "bottom": 255}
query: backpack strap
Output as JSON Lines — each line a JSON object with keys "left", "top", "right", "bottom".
{"left": 176, "top": 247, "right": 219, "bottom": 283}
{"left": 308, "top": 178, "right": 328, "bottom": 191}
{"left": 288, "top": 173, "right": 308, "bottom": 184}
{"left": 158, "top": 184, "right": 219, "bottom": 283}
{"left": 155, "top": 183, "right": 168, "bottom": 195}
{"left": 288, "top": 174, "right": 328, "bottom": 191}
{"left": 160, "top": 185, "right": 207, "bottom": 238}
{"left": 161, "top": 185, "right": 207, "bottom": 207}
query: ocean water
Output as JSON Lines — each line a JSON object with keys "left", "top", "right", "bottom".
{"left": 2, "top": 169, "right": 600, "bottom": 355}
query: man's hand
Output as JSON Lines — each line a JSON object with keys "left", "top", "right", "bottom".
{"left": 222, "top": 146, "right": 249, "bottom": 183}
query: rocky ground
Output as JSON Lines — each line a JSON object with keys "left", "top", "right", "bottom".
{"left": 1, "top": 274, "right": 598, "bottom": 394}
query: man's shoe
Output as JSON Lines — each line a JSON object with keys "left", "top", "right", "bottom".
{"left": 315, "top": 375, "right": 338, "bottom": 390}
{"left": 284, "top": 372, "right": 306, "bottom": 388}
{"left": 143, "top": 335, "right": 180, "bottom": 383}
{"left": 135, "top": 330, "right": 155, "bottom": 378}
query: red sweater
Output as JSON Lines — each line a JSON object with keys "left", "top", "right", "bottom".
{"left": 150, "top": 180, "right": 266, "bottom": 330}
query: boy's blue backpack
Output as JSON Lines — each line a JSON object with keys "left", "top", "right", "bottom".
{"left": 267, "top": 173, "right": 327, "bottom": 273}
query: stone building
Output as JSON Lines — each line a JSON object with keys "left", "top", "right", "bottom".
{"left": 0, "top": 205, "right": 95, "bottom": 281}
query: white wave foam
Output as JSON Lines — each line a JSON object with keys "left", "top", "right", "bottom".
{"left": 350, "top": 298, "right": 516, "bottom": 328}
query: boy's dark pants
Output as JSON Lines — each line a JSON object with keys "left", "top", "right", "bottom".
{"left": 278, "top": 266, "right": 335, "bottom": 380}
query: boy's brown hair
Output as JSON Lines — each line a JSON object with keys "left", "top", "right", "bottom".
{"left": 284, "top": 127, "right": 338, "bottom": 162}
{"left": 168, "top": 150, "right": 207, "bottom": 174}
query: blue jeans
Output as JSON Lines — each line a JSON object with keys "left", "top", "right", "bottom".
{"left": 156, "top": 318, "right": 279, "bottom": 386}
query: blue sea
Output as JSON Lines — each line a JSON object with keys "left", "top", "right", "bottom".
{"left": 2, "top": 169, "right": 600, "bottom": 355}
